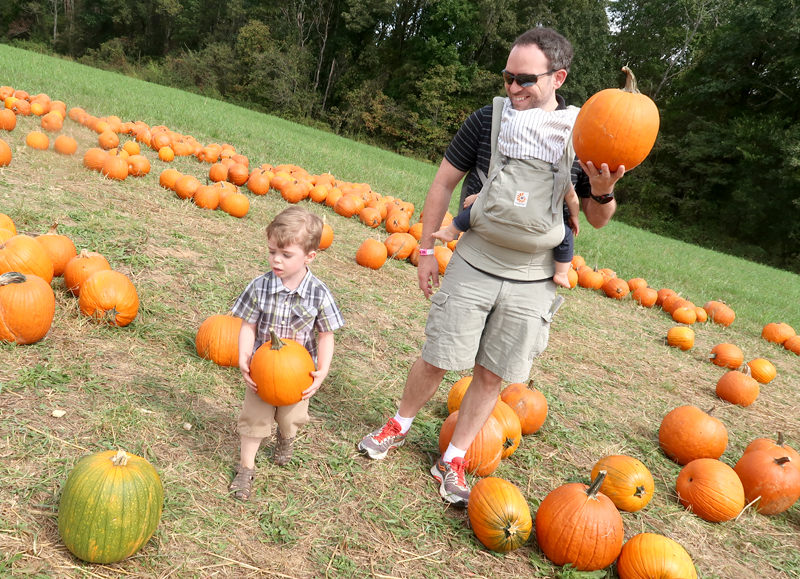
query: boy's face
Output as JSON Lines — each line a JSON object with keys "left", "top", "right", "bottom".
{"left": 267, "top": 237, "right": 316, "bottom": 284}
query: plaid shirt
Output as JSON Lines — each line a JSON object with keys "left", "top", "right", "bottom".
{"left": 231, "top": 269, "right": 345, "bottom": 363}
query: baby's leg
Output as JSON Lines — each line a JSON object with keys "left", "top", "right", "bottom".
{"left": 552, "top": 260, "right": 572, "bottom": 289}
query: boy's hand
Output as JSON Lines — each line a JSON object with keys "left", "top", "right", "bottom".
{"left": 302, "top": 370, "right": 327, "bottom": 400}
{"left": 239, "top": 357, "right": 258, "bottom": 393}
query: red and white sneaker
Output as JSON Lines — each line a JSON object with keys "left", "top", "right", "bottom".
{"left": 430, "top": 456, "right": 470, "bottom": 507}
{"left": 357, "top": 418, "right": 407, "bottom": 460}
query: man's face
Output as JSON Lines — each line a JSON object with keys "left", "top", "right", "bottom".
{"left": 504, "top": 44, "right": 566, "bottom": 111}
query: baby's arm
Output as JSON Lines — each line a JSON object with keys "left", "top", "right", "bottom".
{"left": 238, "top": 321, "right": 258, "bottom": 392}
{"left": 463, "top": 194, "right": 478, "bottom": 208}
{"left": 304, "top": 331, "right": 334, "bottom": 400}
{"left": 565, "top": 188, "right": 580, "bottom": 237}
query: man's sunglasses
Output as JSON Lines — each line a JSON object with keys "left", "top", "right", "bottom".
{"left": 502, "top": 69, "right": 557, "bottom": 87}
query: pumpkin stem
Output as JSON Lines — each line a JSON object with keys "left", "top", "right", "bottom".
{"left": 110, "top": 449, "right": 130, "bottom": 466}
{"left": 775, "top": 456, "right": 792, "bottom": 466}
{"left": 776, "top": 432, "right": 785, "bottom": 446}
{"left": 0, "top": 272, "right": 27, "bottom": 286}
{"left": 78, "top": 249, "right": 91, "bottom": 259}
{"left": 586, "top": 470, "right": 607, "bottom": 500}
{"left": 270, "top": 329, "right": 286, "bottom": 350}
{"left": 622, "top": 66, "right": 640, "bottom": 94}
{"left": 634, "top": 485, "right": 646, "bottom": 498}
{"left": 45, "top": 221, "right": 60, "bottom": 235}
{"left": 706, "top": 406, "right": 716, "bottom": 416}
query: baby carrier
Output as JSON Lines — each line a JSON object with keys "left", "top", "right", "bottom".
{"left": 455, "top": 96, "right": 578, "bottom": 281}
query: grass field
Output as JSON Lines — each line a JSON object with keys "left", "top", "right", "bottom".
{"left": 2, "top": 44, "right": 800, "bottom": 579}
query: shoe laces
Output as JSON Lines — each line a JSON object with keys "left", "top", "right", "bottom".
{"left": 448, "top": 457, "right": 469, "bottom": 487}
{"left": 374, "top": 418, "right": 402, "bottom": 442}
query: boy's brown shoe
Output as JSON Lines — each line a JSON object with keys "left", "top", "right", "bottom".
{"left": 273, "top": 427, "right": 295, "bottom": 466}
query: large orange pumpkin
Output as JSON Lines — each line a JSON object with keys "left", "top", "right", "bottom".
{"left": 0, "top": 234, "right": 54, "bottom": 284}
{"left": 734, "top": 448, "right": 800, "bottom": 515}
{"left": 616, "top": 533, "right": 698, "bottom": 579}
{"left": 467, "top": 477, "right": 531, "bottom": 552}
{"left": 535, "top": 471, "right": 624, "bottom": 571}
{"left": 572, "top": 66, "right": 659, "bottom": 172}
{"left": 490, "top": 400, "right": 522, "bottom": 459}
{"left": 658, "top": 406, "right": 727, "bottom": 465}
{"left": 0, "top": 138, "right": 11, "bottom": 166}
{"left": 716, "top": 365, "right": 759, "bottom": 407}
{"left": 743, "top": 433, "right": 800, "bottom": 467}
{"left": 761, "top": 322, "right": 796, "bottom": 345}
{"left": 0, "top": 272, "right": 56, "bottom": 344}
{"left": 499, "top": 382, "right": 548, "bottom": 435}
{"left": 675, "top": 458, "right": 744, "bottom": 522}
{"left": 590, "top": 455, "right": 654, "bottom": 512}
{"left": 250, "top": 331, "right": 315, "bottom": 406}
{"left": 79, "top": 270, "right": 140, "bottom": 327}
{"left": 438, "top": 411, "right": 504, "bottom": 477}
{"left": 196, "top": 314, "right": 243, "bottom": 367}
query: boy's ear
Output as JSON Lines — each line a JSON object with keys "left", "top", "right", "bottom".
{"left": 304, "top": 250, "right": 318, "bottom": 264}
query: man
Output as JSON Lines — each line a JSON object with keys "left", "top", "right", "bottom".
{"left": 358, "top": 27, "right": 624, "bottom": 506}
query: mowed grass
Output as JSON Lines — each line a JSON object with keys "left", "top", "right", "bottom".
{"left": 1, "top": 45, "right": 799, "bottom": 579}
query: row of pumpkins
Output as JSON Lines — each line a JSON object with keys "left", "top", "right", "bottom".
{"left": 0, "top": 214, "right": 139, "bottom": 344}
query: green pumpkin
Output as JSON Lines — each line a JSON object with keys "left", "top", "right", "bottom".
{"left": 58, "top": 449, "right": 163, "bottom": 564}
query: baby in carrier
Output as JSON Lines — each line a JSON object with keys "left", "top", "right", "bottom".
{"left": 432, "top": 98, "right": 580, "bottom": 289}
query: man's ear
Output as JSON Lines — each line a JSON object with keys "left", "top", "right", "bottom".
{"left": 553, "top": 69, "right": 568, "bottom": 90}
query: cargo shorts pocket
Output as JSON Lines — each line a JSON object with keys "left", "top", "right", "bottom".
{"left": 529, "top": 297, "right": 560, "bottom": 360}
{"left": 424, "top": 291, "right": 450, "bottom": 337}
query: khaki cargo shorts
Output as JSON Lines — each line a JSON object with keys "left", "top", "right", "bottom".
{"left": 421, "top": 251, "right": 557, "bottom": 383}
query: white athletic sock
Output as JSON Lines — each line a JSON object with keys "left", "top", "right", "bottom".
{"left": 393, "top": 413, "right": 414, "bottom": 434}
{"left": 442, "top": 443, "right": 467, "bottom": 464}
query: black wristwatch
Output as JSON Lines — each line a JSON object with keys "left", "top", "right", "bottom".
{"left": 590, "top": 192, "right": 615, "bottom": 205}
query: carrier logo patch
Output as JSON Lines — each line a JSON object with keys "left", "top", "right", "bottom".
{"left": 514, "top": 190, "right": 529, "bottom": 207}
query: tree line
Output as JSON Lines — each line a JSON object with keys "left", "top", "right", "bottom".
{"left": 2, "top": 0, "right": 798, "bottom": 272}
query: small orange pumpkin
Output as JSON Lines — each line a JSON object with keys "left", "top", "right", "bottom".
{"left": 26, "top": 131, "right": 50, "bottom": 150}
{"left": 54, "top": 135, "right": 78, "bottom": 155}
{"left": 709, "top": 343, "right": 743, "bottom": 369}
{"left": 747, "top": 358, "right": 776, "bottom": 384}
{"left": 63, "top": 250, "right": 112, "bottom": 297}
{"left": 356, "top": 239, "right": 387, "bottom": 270}
{"left": 35, "top": 222, "right": 76, "bottom": 277}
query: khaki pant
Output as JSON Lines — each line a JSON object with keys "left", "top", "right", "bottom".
{"left": 237, "top": 387, "right": 310, "bottom": 439}
{"left": 421, "top": 251, "right": 557, "bottom": 383}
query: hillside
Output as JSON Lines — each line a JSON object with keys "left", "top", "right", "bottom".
{"left": 1, "top": 46, "right": 800, "bottom": 578}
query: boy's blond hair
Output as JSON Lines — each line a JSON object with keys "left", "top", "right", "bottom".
{"left": 266, "top": 206, "right": 323, "bottom": 254}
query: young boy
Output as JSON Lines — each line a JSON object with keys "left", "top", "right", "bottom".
{"left": 228, "top": 206, "right": 344, "bottom": 501}
{"left": 431, "top": 189, "right": 580, "bottom": 288}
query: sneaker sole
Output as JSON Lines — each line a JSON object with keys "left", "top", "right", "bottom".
{"left": 357, "top": 438, "right": 405, "bottom": 460}
{"left": 429, "top": 464, "right": 469, "bottom": 507}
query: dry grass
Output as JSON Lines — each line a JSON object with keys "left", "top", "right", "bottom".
{"left": 1, "top": 97, "right": 800, "bottom": 579}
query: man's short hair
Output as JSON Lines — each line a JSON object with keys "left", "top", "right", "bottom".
{"left": 266, "top": 206, "right": 323, "bottom": 254}
{"left": 511, "top": 28, "right": 573, "bottom": 73}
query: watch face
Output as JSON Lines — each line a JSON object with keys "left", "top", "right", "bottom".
{"left": 592, "top": 193, "right": 614, "bottom": 205}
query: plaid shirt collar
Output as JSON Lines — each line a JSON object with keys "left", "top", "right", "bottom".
{"left": 268, "top": 267, "right": 313, "bottom": 297}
